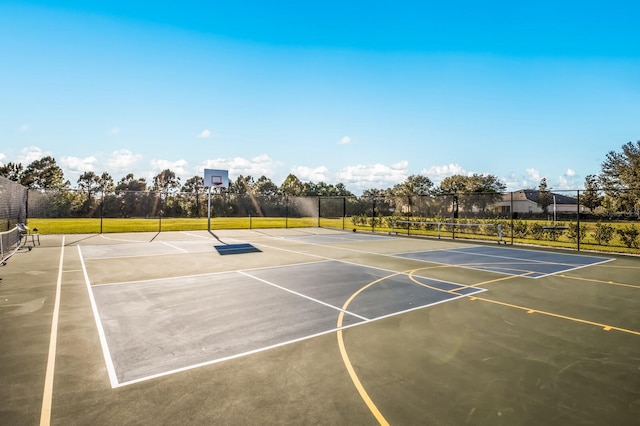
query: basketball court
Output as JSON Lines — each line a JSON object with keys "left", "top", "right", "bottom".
{"left": 1, "top": 227, "right": 639, "bottom": 425}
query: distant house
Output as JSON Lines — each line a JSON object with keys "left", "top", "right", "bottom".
{"left": 492, "top": 189, "right": 590, "bottom": 215}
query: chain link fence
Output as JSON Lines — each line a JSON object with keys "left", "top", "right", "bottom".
{"left": 0, "top": 176, "right": 28, "bottom": 231}
{"left": 24, "top": 188, "right": 640, "bottom": 253}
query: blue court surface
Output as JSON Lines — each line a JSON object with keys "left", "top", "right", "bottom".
{"left": 393, "top": 245, "right": 612, "bottom": 278}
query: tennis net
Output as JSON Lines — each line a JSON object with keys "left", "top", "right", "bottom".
{"left": 1, "top": 226, "right": 22, "bottom": 265}
{"left": 390, "top": 219, "right": 504, "bottom": 243}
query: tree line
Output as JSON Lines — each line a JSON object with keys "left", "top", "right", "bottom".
{"left": 0, "top": 155, "right": 504, "bottom": 197}
{"left": 1, "top": 140, "right": 638, "bottom": 218}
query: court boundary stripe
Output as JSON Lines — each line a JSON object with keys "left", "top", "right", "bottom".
{"left": 160, "top": 241, "right": 189, "bottom": 253}
{"left": 533, "top": 258, "right": 614, "bottom": 278}
{"left": 78, "top": 245, "right": 119, "bottom": 388}
{"left": 39, "top": 236, "right": 65, "bottom": 426}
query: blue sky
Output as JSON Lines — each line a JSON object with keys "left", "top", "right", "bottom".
{"left": 1, "top": 1, "right": 638, "bottom": 194}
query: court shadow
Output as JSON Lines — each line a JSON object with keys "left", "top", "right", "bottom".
{"left": 214, "top": 243, "right": 262, "bottom": 255}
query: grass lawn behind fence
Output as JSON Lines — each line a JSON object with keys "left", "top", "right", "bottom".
{"left": 27, "top": 217, "right": 320, "bottom": 234}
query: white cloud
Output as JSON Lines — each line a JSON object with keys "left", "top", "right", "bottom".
{"left": 106, "top": 149, "right": 143, "bottom": 173}
{"left": 526, "top": 168, "right": 541, "bottom": 181}
{"left": 557, "top": 169, "right": 579, "bottom": 189}
{"left": 197, "top": 129, "right": 211, "bottom": 138}
{"left": 0, "top": 153, "right": 6, "bottom": 166}
{"left": 109, "top": 127, "right": 121, "bottom": 135}
{"left": 421, "top": 163, "right": 469, "bottom": 185}
{"left": 60, "top": 156, "right": 98, "bottom": 182}
{"left": 502, "top": 172, "right": 522, "bottom": 191}
{"left": 61, "top": 156, "right": 97, "bottom": 173}
{"left": 18, "top": 124, "right": 29, "bottom": 132}
{"left": 339, "top": 136, "right": 351, "bottom": 145}
{"left": 291, "top": 165, "right": 330, "bottom": 182}
{"left": 198, "top": 154, "right": 279, "bottom": 181}
{"left": 17, "top": 146, "right": 48, "bottom": 164}
{"left": 150, "top": 158, "right": 190, "bottom": 177}
{"left": 336, "top": 161, "right": 409, "bottom": 192}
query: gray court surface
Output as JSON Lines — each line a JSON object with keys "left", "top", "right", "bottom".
{"left": 90, "top": 259, "right": 484, "bottom": 385}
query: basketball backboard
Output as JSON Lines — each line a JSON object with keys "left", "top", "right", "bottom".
{"left": 203, "top": 169, "right": 229, "bottom": 189}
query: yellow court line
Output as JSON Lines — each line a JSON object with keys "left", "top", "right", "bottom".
{"left": 472, "top": 273, "right": 528, "bottom": 286}
{"left": 408, "top": 273, "right": 463, "bottom": 294}
{"left": 468, "top": 296, "right": 640, "bottom": 336}
{"left": 409, "top": 267, "right": 528, "bottom": 293}
{"left": 336, "top": 266, "right": 535, "bottom": 425}
{"left": 589, "top": 263, "right": 640, "bottom": 270}
{"left": 336, "top": 273, "right": 399, "bottom": 426}
{"left": 558, "top": 274, "right": 640, "bottom": 290}
{"left": 40, "top": 235, "right": 65, "bottom": 426}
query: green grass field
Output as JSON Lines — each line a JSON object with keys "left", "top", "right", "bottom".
{"left": 27, "top": 217, "right": 321, "bottom": 234}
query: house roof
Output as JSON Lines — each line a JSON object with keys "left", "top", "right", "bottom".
{"left": 514, "top": 189, "right": 578, "bottom": 205}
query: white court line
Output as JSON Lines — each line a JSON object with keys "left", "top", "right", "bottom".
{"left": 453, "top": 246, "right": 612, "bottom": 265}
{"left": 533, "top": 259, "right": 614, "bottom": 279}
{"left": 160, "top": 241, "right": 189, "bottom": 253}
{"left": 39, "top": 236, "right": 65, "bottom": 426}
{"left": 99, "top": 234, "right": 148, "bottom": 243}
{"left": 180, "top": 231, "right": 211, "bottom": 239}
{"left": 78, "top": 245, "right": 119, "bottom": 388}
{"left": 237, "top": 270, "right": 370, "bottom": 321}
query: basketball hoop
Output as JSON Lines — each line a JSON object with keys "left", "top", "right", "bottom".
{"left": 211, "top": 176, "right": 223, "bottom": 187}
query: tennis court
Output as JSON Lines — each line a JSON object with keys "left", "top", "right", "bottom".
{"left": 1, "top": 228, "right": 639, "bottom": 425}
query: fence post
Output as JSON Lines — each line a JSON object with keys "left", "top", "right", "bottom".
{"left": 342, "top": 197, "right": 346, "bottom": 230}
{"left": 372, "top": 199, "right": 376, "bottom": 232}
{"left": 25, "top": 189, "right": 29, "bottom": 230}
{"left": 100, "top": 192, "right": 104, "bottom": 234}
{"left": 158, "top": 191, "right": 162, "bottom": 233}
{"left": 577, "top": 189, "right": 581, "bottom": 251}
{"left": 510, "top": 191, "right": 514, "bottom": 245}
